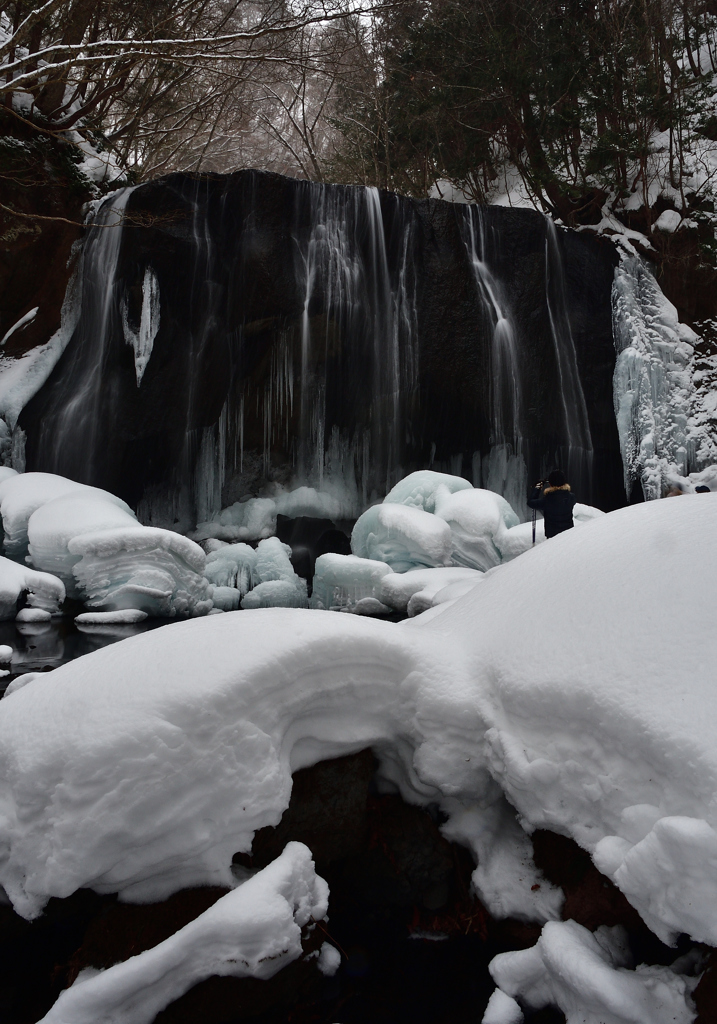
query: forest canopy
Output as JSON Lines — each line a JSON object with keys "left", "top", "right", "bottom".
{"left": 1, "top": 0, "right": 716, "bottom": 229}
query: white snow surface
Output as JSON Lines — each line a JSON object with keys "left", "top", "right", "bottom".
{"left": 0, "top": 472, "right": 131, "bottom": 562}
{"left": 488, "top": 920, "right": 699, "bottom": 1024}
{"left": 39, "top": 842, "right": 328, "bottom": 1024}
{"left": 0, "top": 494, "right": 716, "bottom": 965}
{"left": 69, "top": 526, "right": 212, "bottom": 618}
{"left": 0, "top": 472, "right": 211, "bottom": 617}
{"left": 434, "top": 487, "right": 519, "bottom": 571}
{"left": 378, "top": 567, "right": 483, "bottom": 614}
{"left": 0, "top": 555, "right": 65, "bottom": 619}
{"left": 383, "top": 470, "right": 473, "bottom": 512}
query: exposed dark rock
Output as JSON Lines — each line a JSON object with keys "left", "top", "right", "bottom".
{"left": 694, "top": 949, "right": 717, "bottom": 1023}
{"left": 0, "top": 116, "right": 94, "bottom": 358}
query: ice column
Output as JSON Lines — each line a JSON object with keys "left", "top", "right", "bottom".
{"left": 612, "top": 254, "right": 701, "bottom": 499}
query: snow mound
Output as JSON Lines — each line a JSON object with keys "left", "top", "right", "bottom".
{"left": 69, "top": 527, "right": 212, "bottom": 618}
{"left": 311, "top": 553, "right": 392, "bottom": 611}
{"left": 378, "top": 567, "right": 483, "bottom": 614}
{"left": 0, "top": 494, "right": 716, "bottom": 969}
{"left": 0, "top": 555, "right": 65, "bottom": 619}
{"left": 434, "top": 487, "right": 519, "bottom": 571}
{"left": 488, "top": 920, "right": 698, "bottom": 1024}
{"left": 383, "top": 470, "right": 473, "bottom": 512}
{"left": 351, "top": 502, "right": 453, "bottom": 571}
{"left": 204, "top": 543, "right": 257, "bottom": 596}
{"left": 28, "top": 494, "right": 140, "bottom": 593}
{"left": 0, "top": 472, "right": 131, "bottom": 562}
{"left": 39, "top": 842, "right": 328, "bottom": 1024}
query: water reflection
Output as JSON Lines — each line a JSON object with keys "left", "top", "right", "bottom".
{"left": 0, "top": 617, "right": 169, "bottom": 694}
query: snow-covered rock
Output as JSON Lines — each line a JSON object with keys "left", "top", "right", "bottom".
{"left": 39, "top": 842, "right": 329, "bottom": 1024}
{"left": 0, "top": 555, "right": 65, "bottom": 619}
{"left": 383, "top": 470, "right": 473, "bottom": 512}
{"left": 0, "top": 493, "right": 715, "bottom": 976}
{"left": 378, "top": 566, "right": 483, "bottom": 614}
{"left": 311, "top": 553, "right": 392, "bottom": 611}
{"left": 70, "top": 527, "right": 212, "bottom": 618}
{"left": 204, "top": 543, "right": 257, "bottom": 595}
{"left": 351, "top": 502, "right": 453, "bottom": 572}
{"left": 434, "top": 487, "right": 519, "bottom": 571}
{"left": 488, "top": 920, "right": 699, "bottom": 1024}
{"left": 0, "top": 472, "right": 131, "bottom": 562}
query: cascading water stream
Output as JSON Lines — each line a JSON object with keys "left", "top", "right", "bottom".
{"left": 461, "top": 206, "right": 522, "bottom": 450}
{"left": 37, "top": 188, "right": 135, "bottom": 483}
{"left": 293, "top": 183, "right": 418, "bottom": 502}
{"left": 18, "top": 171, "right": 622, "bottom": 523}
{"left": 544, "top": 217, "right": 594, "bottom": 497}
{"left": 460, "top": 206, "right": 527, "bottom": 516}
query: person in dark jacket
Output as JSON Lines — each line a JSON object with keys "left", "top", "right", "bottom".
{"left": 527, "top": 470, "right": 577, "bottom": 538}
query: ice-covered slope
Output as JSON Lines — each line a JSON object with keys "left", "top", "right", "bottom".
{"left": 0, "top": 495, "right": 715, "bottom": 959}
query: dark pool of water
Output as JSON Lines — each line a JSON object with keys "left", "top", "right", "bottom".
{"left": 0, "top": 616, "right": 171, "bottom": 694}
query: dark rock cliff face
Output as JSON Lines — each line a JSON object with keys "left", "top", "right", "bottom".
{"left": 19, "top": 170, "right": 623, "bottom": 524}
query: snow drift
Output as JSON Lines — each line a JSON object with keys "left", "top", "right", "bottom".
{"left": 0, "top": 495, "right": 715, "bottom": 987}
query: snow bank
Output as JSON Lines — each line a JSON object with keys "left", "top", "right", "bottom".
{"left": 311, "top": 553, "right": 392, "bottom": 611}
{"left": 0, "top": 555, "right": 65, "bottom": 619}
{"left": 0, "top": 472, "right": 212, "bottom": 617}
{"left": 351, "top": 503, "right": 452, "bottom": 572}
{"left": 487, "top": 920, "right": 699, "bottom": 1024}
{"left": 40, "top": 842, "right": 329, "bottom": 1024}
{"left": 0, "top": 494, "right": 716, "bottom": 981}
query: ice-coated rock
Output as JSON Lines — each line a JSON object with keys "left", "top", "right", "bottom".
{"left": 434, "top": 487, "right": 519, "bottom": 571}
{"left": 383, "top": 470, "right": 473, "bottom": 512}
{"left": 311, "top": 553, "right": 392, "bottom": 611}
{"left": 351, "top": 503, "right": 452, "bottom": 572}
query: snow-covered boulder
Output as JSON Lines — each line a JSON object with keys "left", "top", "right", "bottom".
{"left": 0, "top": 472, "right": 131, "bottom": 562}
{"left": 378, "top": 566, "right": 483, "bottom": 614}
{"left": 351, "top": 502, "right": 452, "bottom": 572}
{"left": 204, "top": 542, "right": 257, "bottom": 595}
{"left": 311, "top": 553, "right": 392, "bottom": 611}
{"left": 239, "top": 536, "right": 307, "bottom": 609}
{"left": 383, "top": 470, "right": 473, "bottom": 512}
{"left": 28, "top": 494, "right": 140, "bottom": 594}
{"left": 434, "top": 487, "right": 519, "bottom": 571}
{"left": 39, "top": 842, "right": 330, "bottom": 1024}
{"left": 0, "top": 555, "right": 65, "bottom": 620}
{"left": 70, "top": 527, "right": 212, "bottom": 618}
{"left": 487, "top": 919, "right": 699, "bottom": 1024}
